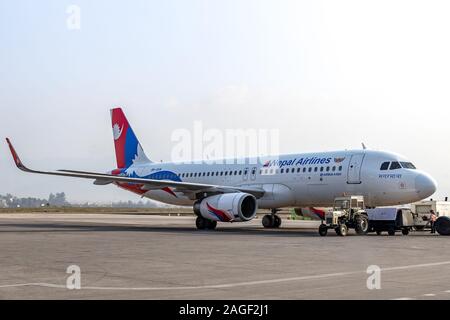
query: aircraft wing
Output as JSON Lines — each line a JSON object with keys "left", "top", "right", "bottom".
{"left": 6, "top": 138, "right": 265, "bottom": 199}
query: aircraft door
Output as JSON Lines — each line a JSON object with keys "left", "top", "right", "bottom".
{"left": 347, "top": 154, "right": 365, "bottom": 184}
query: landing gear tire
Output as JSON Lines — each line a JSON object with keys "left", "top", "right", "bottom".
{"left": 196, "top": 216, "right": 207, "bottom": 230}
{"left": 207, "top": 220, "right": 217, "bottom": 230}
{"left": 262, "top": 214, "right": 282, "bottom": 228}
{"left": 319, "top": 224, "right": 328, "bottom": 236}
{"left": 196, "top": 217, "right": 217, "bottom": 230}
{"left": 262, "top": 215, "right": 274, "bottom": 228}
{"left": 336, "top": 224, "right": 348, "bottom": 237}
{"left": 273, "top": 215, "right": 282, "bottom": 228}
{"left": 355, "top": 215, "right": 369, "bottom": 235}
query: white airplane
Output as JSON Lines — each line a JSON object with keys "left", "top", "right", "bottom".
{"left": 6, "top": 108, "right": 437, "bottom": 230}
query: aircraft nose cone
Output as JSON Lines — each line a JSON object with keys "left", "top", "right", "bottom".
{"left": 415, "top": 173, "right": 437, "bottom": 198}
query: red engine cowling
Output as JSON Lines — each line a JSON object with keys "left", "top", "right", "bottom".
{"left": 194, "top": 193, "right": 258, "bottom": 222}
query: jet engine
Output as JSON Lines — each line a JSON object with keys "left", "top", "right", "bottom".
{"left": 194, "top": 193, "right": 258, "bottom": 222}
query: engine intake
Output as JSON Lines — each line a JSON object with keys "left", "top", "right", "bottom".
{"left": 194, "top": 193, "right": 258, "bottom": 222}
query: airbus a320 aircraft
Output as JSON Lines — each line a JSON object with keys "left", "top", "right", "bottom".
{"left": 6, "top": 108, "right": 437, "bottom": 230}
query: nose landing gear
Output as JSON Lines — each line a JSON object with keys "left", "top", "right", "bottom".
{"left": 262, "top": 209, "right": 282, "bottom": 229}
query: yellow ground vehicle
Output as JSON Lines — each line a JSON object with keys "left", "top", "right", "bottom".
{"left": 318, "top": 196, "right": 369, "bottom": 237}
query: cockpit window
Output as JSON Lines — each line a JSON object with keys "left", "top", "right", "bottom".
{"left": 400, "top": 162, "right": 416, "bottom": 169}
{"left": 380, "top": 162, "right": 390, "bottom": 170}
{"left": 390, "top": 161, "right": 402, "bottom": 170}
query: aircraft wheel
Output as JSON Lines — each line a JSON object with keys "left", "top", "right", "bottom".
{"left": 319, "top": 225, "right": 328, "bottom": 236}
{"left": 207, "top": 220, "right": 217, "bottom": 230}
{"left": 196, "top": 216, "right": 208, "bottom": 230}
{"left": 262, "top": 215, "right": 274, "bottom": 228}
{"left": 273, "top": 215, "right": 282, "bottom": 228}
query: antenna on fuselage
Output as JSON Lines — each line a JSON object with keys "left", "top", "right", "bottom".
{"left": 362, "top": 142, "right": 367, "bottom": 150}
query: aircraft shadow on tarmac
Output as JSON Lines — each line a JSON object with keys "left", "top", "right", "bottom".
{"left": 0, "top": 222, "right": 326, "bottom": 238}
{"left": 0, "top": 222, "right": 436, "bottom": 237}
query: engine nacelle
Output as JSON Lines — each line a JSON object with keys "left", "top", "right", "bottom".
{"left": 194, "top": 193, "right": 258, "bottom": 222}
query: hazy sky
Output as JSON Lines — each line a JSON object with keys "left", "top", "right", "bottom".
{"left": 1, "top": 0, "right": 450, "bottom": 203}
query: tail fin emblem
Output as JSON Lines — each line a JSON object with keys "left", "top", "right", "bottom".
{"left": 113, "top": 123, "right": 124, "bottom": 141}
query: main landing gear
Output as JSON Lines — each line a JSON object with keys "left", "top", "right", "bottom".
{"left": 262, "top": 209, "right": 282, "bottom": 229}
{"left": 195, "top": 216, "right": 217, "bottom": 230}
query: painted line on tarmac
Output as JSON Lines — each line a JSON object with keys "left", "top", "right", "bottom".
{"left": 1, "top": 260, "right": 450, "bottom": 291}
{"left": 0, "top": 283, "right": 66, "bottom": 289}
{"left": 422, "top": 293, "right": 436, "bottom": 297}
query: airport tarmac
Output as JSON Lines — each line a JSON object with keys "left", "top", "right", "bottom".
{"left": 0, "top": 213, "right": 449, "bottom": 300}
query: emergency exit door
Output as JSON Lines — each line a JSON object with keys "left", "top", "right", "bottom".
{"left": 347, "top": 154, "right": 365, "bottom": 184}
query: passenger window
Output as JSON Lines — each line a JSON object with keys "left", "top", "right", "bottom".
{"left": 326, "top": 167, "right": 330, "bottom": 172}
{"left": 308, "top": 167, "right": 312, "bottom": 172}
{"left": 220, "top": 172, "right": 224, "bottom": 176}
{"left": 332, "top": 166, "right": 336, "bottom": 171}
{"left": 339, "top": 166, "right": 342, "bottom": 171}
{"left": 297, "top": 168, "right": 301, "bottom": 173}
{"left": 303, "top": 168, "right": 306, "bottom": 173}
{"left": 239, "top": 170, "right": 242, "bottom": 175}
{"left": 314, "top": 167, "right": 318, "bottom": 172}
{"left": 281, "top": 169, "right": 284, "bottom": 173}
{"left": 390, "top": 161, "right": 401, "bottom": 170}
{"left": 380, "top": 162, "right": 390, "bottom": 170}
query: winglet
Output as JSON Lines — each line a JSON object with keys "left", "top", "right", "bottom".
{"left": 5, "top": 138, "right": 27, "bottom": 171}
